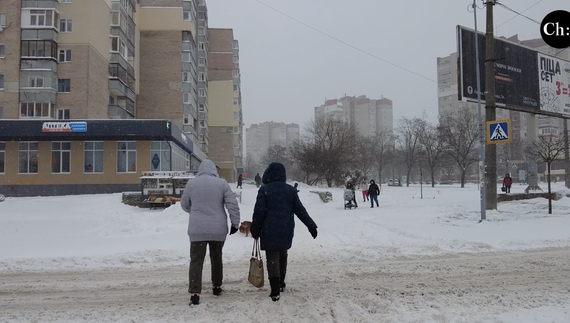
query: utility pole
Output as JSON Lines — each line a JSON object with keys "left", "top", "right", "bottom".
{"left": 473, "top": 0, "right": 486, "bottom": 221}
{"left": 565, "top": 120, "right": 570, "bottom": 189}
{"left": 484, "top": 0, "right": 497, "bottom": 210}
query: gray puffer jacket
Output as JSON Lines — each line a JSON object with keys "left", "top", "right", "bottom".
{"left": 181, "top": 160, "right": 240, "bottom": 242}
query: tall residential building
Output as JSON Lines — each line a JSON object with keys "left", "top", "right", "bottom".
{"left": 314, "top": 95, "right": 393, "bottom": 137}
{"left": 0, "top": 0, "right": 208, "bottom": 197}
{"left": 246, "top": 122, "right": 300, "bottom": 163}
{"left": 207, "top": 28, "right": 242, "bottom": 182}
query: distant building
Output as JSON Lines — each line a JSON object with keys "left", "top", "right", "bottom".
{"left": 314, "top": 95, "right": 393, "bottom": 137}
{"left": 246, "top": 122, "right": 300, "bottom": 164}
{"left": 207, "top": 28, "right": 243, "bottom": 182}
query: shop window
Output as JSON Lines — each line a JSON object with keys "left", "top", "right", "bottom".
{"left": 84, "top": 141, "right": 103, "bottom": 173}
{"left": 18, "top": 141, "right": 38, "bottom": 174}
{"left": 51, "top": 141, "right": 71, "bottom": 173}
{"left": 117, "top": 141, "right": 136, "bottom": 173}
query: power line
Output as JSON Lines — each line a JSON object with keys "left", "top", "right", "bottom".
{"left": 495, "top": 1, "right": 542, "bottom": 27}
{"left": 253, "top": 0, "right": 436, "bottom": 83}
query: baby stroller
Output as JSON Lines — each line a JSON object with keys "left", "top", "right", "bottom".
{"left": 344, "top": 189, "right": 356, "bottom": 209}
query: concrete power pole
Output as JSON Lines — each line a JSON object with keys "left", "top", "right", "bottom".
{"left": 484, "top": 0, "right": 498, "bottom": 210}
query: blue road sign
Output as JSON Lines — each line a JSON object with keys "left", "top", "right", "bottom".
{"left": 486, "top": 119, "right": 511, "bottom": 144}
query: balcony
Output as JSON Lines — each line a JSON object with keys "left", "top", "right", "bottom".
{"left": 108, "top": 105, "right": 134, "bottom": 119}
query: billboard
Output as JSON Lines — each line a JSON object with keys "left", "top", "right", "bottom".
{"left": 458, "top": 26, "right": 540, "bottom": 111}
{"left": 538, "top": 53, "right": 570, "bottom": 115}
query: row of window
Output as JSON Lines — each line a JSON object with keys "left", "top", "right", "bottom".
{"left": 0, "top": 141, "right": 137, "bottom": 174}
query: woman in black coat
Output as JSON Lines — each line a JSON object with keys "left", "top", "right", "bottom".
{"left": 250, "top": 162, "right": 318, "bottom": 301}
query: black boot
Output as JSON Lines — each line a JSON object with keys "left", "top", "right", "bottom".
{"left": 279, "top": 273, "right": 286, "bottom": 292}
{"left": 269, "top": 277, "right": 280, "bottom": 301}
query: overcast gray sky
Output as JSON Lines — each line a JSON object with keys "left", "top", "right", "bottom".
{"left": 207, "top": 0, "right": 568, "bottom": 129}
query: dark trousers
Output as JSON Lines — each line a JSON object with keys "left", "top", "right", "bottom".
{"left": 505, "top": 185, "right": 511, "bottom": 193}
{"left": 370, "top": 194, "right": 379, "bottom": 207}
{"left": 189, "top": 241, "right": 225, "bottom": 294}
{"left": 265, "top": 250, "right": 288, "bottom": 279}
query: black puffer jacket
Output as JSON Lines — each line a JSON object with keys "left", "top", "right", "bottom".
{"left": 250, "top": 163, "right": 317, "bottom": 251}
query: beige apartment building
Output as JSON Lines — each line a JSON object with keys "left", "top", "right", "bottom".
{"left": 246, "top": 122, "right": 300, "bottom": 165}
{"left": 0, "top": 0, "right": 211, "bottom": 197}
{"left": 207, "top": 28, "right": 242, "bottom": 182}
{"left": 314, "top": 95, "right": 394, "bottom": 137}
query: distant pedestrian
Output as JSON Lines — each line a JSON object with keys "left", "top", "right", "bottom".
{"left": 503, "top": 173, "right": 512, "bottom": 193}
{"left": 361, "top": 178, "right": 369, "bottom": 202}
{"left": 251, "top": 162, "right": 318, "bottom": 302}
{"left": 293, "top": 182, "right": 300, "bottom": 192}
{"left": 368, "top": 180, "right": 380, "bottom": 208}
{"left": 180, "top": 159, "right": 241, "bottom": 306}
{"left": 254, "top": 173, "right": 261, "bottom": 188}
{"left": 237, "top": 174, "right": 243, "bottom": 189}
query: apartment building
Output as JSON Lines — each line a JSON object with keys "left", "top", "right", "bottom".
{"left": 0, "top": 0, "right": 208, "bottom": 197}
{"left": 314, "top": 95, "right": 394, "bottom": 137}
{"left": 207, "top": 28, "right": 242, "bottom": 182}
{"left": 246, "top": 122, "right": 300, "bottom": 164}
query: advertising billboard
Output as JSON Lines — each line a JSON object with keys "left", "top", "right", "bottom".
{"left": 538, "top": 53, "right": 570, "bottom": 115}
{"left": 458, "top": 26, "right": 540, "bottom": 111}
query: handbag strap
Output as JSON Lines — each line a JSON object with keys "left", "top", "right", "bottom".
{"left": 251, "top": 238, "right": 261, "bottom": 259}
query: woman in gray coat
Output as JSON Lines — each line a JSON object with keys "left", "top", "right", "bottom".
{"left": 181, "top": 159, "right": 240, "bottom": 306}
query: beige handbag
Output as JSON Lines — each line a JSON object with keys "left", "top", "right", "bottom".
{"left": 248, "top": 238, "right": 264, "bottom": 288}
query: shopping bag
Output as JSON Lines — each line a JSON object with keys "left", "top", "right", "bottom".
{"left": 501, "top": 186, "right": 506, "bottom": 192}
{"left": 248, "top": 238, "right": 264, "bottom": 288}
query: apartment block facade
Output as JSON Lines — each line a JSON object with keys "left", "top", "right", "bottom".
{"left": 0, "top": 0, "right": 212, "bottom": 196}
{"left": 207, "top": 28, "right": 242, "bottom": 182}
{"left": 246, "top": 122, "right": 300, "bottom": 164}
{"left": 314, "top": 95, "right": 394, "bottom": 137}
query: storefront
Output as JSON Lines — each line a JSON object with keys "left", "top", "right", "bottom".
{"left": 0, "top": 119, "right": 202, "bottom": 197}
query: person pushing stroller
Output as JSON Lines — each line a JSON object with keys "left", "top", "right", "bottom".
{"left": 344, "top": 181, "right": 358, "bottom": 209}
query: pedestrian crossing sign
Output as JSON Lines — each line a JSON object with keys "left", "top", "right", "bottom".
{"left": 486, "top": 119, "right": 511, "bottom": 144}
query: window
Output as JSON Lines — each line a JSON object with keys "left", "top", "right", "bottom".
{"left": 198, "top": 88, "right": 205, "bottom": 97}
{"left": 0, "top": 74, "right": 3, "bottom": 90}
{"left": 0, "top": 13, "right": 6, "bottom": 27}
{"left": 183, "top": 72, "right": 191, "bottom": 82}
{"left": 51, "top": 141, "right": 71, "bottom": 173}
{"left": 150, "top": 141, "right": 171, "bottom": 171}
{"left": 60, "top": 0, "right": 72, "bottom": 3}
{"left": 198, "top": 104, "right": 204, "bottom": 112}
{"left": 183, "top": 11, "right": 190, "bottom": 21}
{"left": 198, "top": 42, "right": 205, "bottom": 50}
{"left": 56, "top": 108, "right": 70, "bottom": 119}
{"left": 21, "top": 40, "right": 57, "bottom": 59}
{"left": 0, "top": 142, "right": 5, "bottom": 173}
{"left": 233, "top": 83, "right": 239, "bottom": 91}
{"left": 84, "top": 141, "right": 103, "bottom": 173}
{"left": 182, "top": 51, "right": 190, "bottom": 62}
{"left": 18, "top": 141, "right": 38, "bottom": 174}
{"left": 233, "top": 55, "right": 238, "bottom": 63}
{"left": 30, "top": 10, "right": 47, "bottom": 26}
{"left": 59, "top": 49, "right": 71, "bottom": 62}
{"left": 198, "top": 58, "right": 205, "bottom": 66}
{"left": 20, "top": 102, "right": 53, "bottom": 118}
{"left": 182, "top": 31, "right": 191, "bottom": 42}
{"left": 59, "top": 19, "right": 72, "bottom": 32}
{"left": 232, "top": 70, "right": 239, "bottom": 77}
{"left": 58, "top": 79, "right": 70, "bottom": 92}
{"left": 183, "top": 114, "right": 190, "bottom": 125}
{"left": 28, "top": 76, "right": 44, "bottom": 88}
{"left": 0, "top": 44, "right": 5, "bottom": 58}
{"left": 233, "top": 98, "right": 239, "bottom": 106}
{"left": 232, "top": 40, "right": 239, "bottom": 49}
{"left": 198, "top": 27, "right": 205, "bottom": 35}
{"left": 183, "top": 93, "right": 190, "bottom": 103}
{"left": 117, "top": 141, "right": 136, "bottom": 173}
{"left": 198, "top": 73, "right": 205, "bottom": 81}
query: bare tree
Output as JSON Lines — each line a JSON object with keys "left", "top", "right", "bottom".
{"left": 261, "top": 143, "right": 293, "bottom": 169}
{"left": 417, "top": 119, "right": 446, "bottom": 187}
{"left": 371, "top": 130, "right": 394, "bottom": 187}
{"left": 526, "top": 133, "right": 567, "bottom": 214}
{"left": 395, "top": 117, "right": 422, "bottom": 186}
{"left": 294, "top": 116, "right": 358, "bottom": 187}
{"left": 355, "top": 135, "right": 376, "bottom": 180}
{"left": 243, "top": 154, "right": 261, "bottom": 178}
{"left": 439, "top": 107, "right": 479, "bottom": 188}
